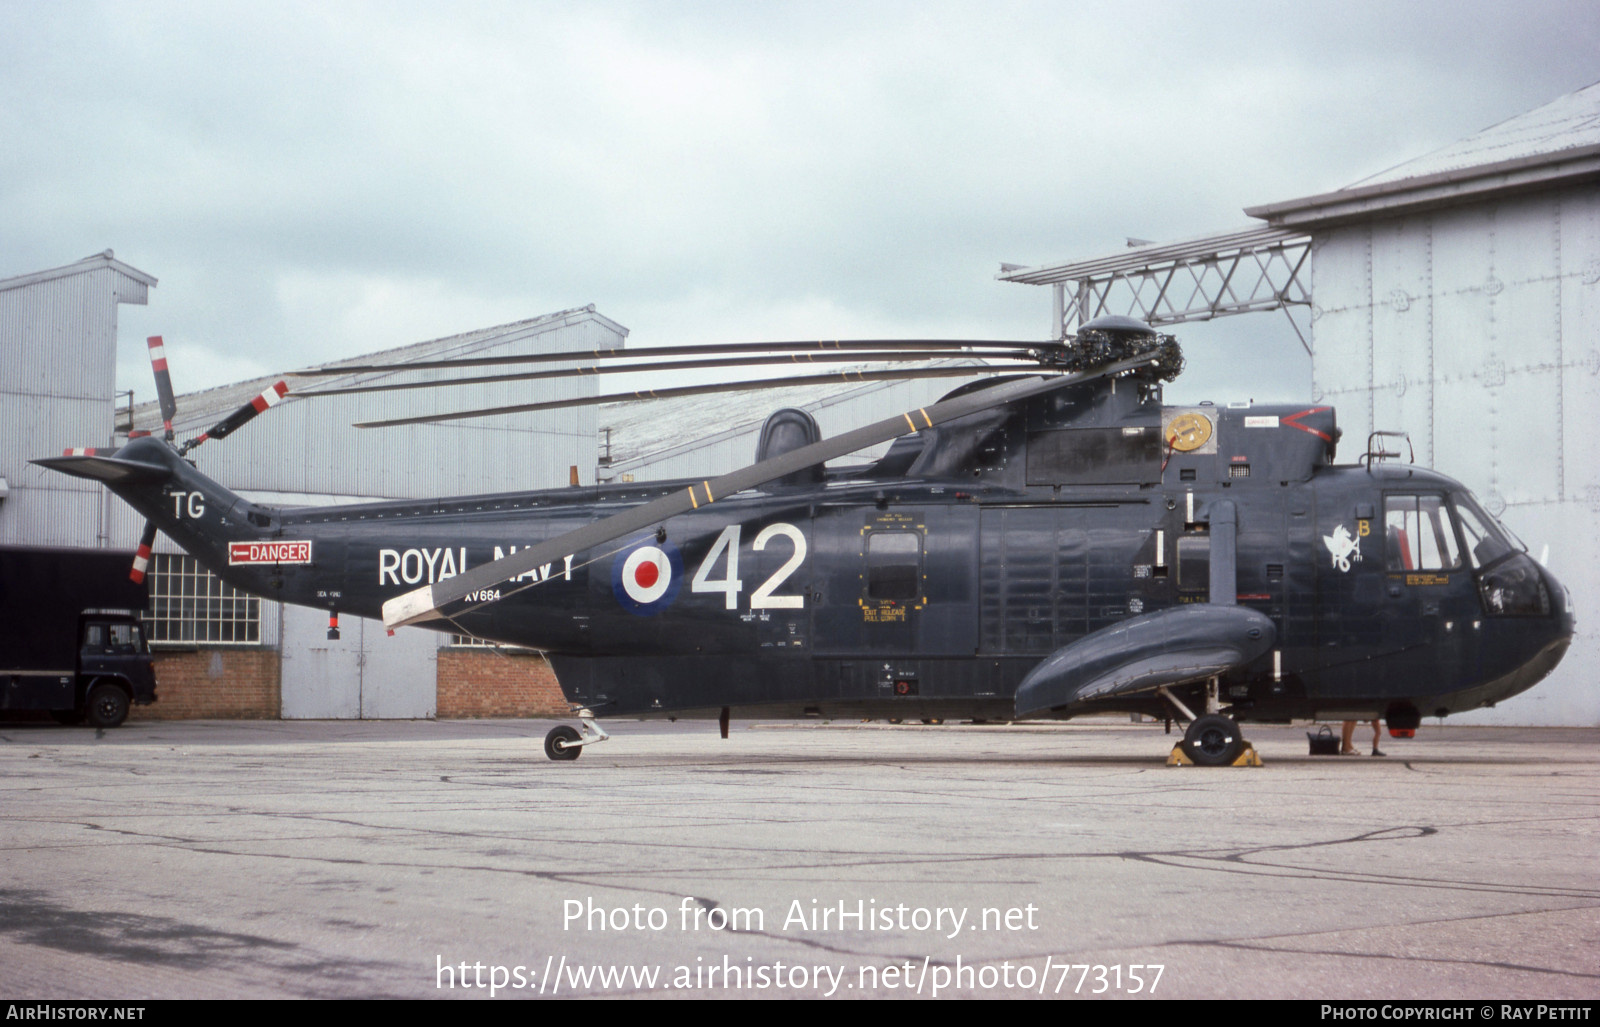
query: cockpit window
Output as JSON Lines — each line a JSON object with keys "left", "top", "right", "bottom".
{"left": 1384, "top": 495, "right": 1461, "bottom": 571}
{"left": 1452, "top": 493, "right": 1519, "bottom": 569}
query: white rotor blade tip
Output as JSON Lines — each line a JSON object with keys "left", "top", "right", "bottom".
{"left": 384, "top": 586, "right": 441, "bottom": 628}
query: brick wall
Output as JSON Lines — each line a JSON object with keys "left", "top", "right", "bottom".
{"left": 131, "top": 649, "right": 281, "bottom": 720}
{"left": 437, "top": 648, "right": 567, "bottom": 718}
{"left": 124, "top": 646, "right": 565, "bottom": 721}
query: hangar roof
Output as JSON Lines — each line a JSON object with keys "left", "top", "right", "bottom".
{"left": 994, "top": 81, "right": 1600, "bottom": 321}
{"left": 0, "top": 250, "right": 156, "bottom": 296}
{"left": 1247, "top": 80, "right": 1600, "bottom": 229}
{"left": 994, "top": 224, "right": 1303, "bottom": 286}
{"left": 1353, "top": 80, "right": 1600, "bottom": 187}
{"left": 596, "top": 357, "right": 998, "bottom": 472}
{"left": 129, "top": 304, "right": 626, "bottom": 434}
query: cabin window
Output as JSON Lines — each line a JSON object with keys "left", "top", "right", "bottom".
{"left": 107, "top": 622, "right": 143, "bottom": 653}
{"left": 1384, "top": 495, "right": 1461, "bottom": 572}
{"left": 866, "top": 531, "right": 922, "bottom": 600}
{"left": 80, "top": 622, "right": 142, "bottom": 657}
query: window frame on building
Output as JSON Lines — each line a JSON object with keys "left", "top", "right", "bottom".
{"left": 145, "top": 553, "right": 262, "bottom": 646}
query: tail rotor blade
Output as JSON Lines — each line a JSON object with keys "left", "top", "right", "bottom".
{"left": 130, "top": 521, "right": 157, "bottom": 585}
{"left": 146, "top": 336, "right": 178, "bottom": 441}
{"left": 181, "top": 381, "right": 288, "bottom": 453}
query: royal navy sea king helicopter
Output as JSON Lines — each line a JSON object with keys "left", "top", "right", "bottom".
{"left": 36, "top": 318, "right": 1573, "bottom": 763}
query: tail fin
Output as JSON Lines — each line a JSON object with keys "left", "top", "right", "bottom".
{"left": 33, "top": 436, "right": 264, "bottom": 581}
{"left": 32, "top": 450, "right": 172, "bottom": 486}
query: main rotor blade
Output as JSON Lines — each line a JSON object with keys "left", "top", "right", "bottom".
{"left": 300, "top": 350, "right": 1039, "bottom": 398}
{"left": 146, "top": 336, "right": 178, "bottom": 440}
{"left": 294, "top": 338, "right": 1044, "bottom": 376}
{"left": 353, "top": 365, "right": 1022, "bottom": 429}
{"left": 383, "top": 351, "right": 1159, "bottom": 628}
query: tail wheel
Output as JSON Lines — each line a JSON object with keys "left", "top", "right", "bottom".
{"left": 84, "top": 683, "right": 130, "bottom": 729}
{"left": 1181, "top": 714, "right": 1243, "bottom": 767}
{"left": 545, "top": 725, "right": 582, "bottom": 761}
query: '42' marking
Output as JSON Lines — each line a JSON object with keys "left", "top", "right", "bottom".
{"left": 691, "top": 522, "right": 807, "bottom": 610}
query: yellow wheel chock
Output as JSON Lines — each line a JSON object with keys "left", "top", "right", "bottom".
{"left": 1167, "top": 742, "right": 1263, "bottom": 767}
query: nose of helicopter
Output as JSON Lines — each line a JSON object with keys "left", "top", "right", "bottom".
{"left": 1544, "top": 562, "right": 1576, "bottom": 637}
{"left": 1493, "top": 561, "right": 1576, "bottom": 704}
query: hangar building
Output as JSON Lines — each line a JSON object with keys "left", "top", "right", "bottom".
{"left": 1, "top": 254, "right": 624, "bottom": 720}
{"left": 1, "top": 251, "right": 155, "bottom": 550}
{"left": 1002, "top": 81, "right": 1600, "bottom": 726}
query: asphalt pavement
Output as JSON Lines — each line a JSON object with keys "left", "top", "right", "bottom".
{"left": 1, "top": 717, "right": 1596, "bottom": 1000}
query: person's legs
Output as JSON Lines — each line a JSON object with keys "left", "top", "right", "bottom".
{"left": 1341, "top": 720, "right": 1358, "bottom": 754}
{"left": 1371, "top": 720, "right": 1386, "bottom": 757}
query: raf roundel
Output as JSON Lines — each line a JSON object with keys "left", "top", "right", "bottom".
{"left": 611, "top": 541, "right": 683, "bottom": 615}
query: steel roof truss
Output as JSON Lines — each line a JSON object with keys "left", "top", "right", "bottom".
{"left": 1050, "top": 235, "right": 1310, "bottom": 335}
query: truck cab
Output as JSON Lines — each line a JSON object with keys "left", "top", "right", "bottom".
{"left": 71, "top": 613, "right": 157, "bottom": 726}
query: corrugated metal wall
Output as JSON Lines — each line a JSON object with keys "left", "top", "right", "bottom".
{"left": 0, "top": 265, "right": 135, "bottom": 547}
{"left": 1310, "top": 185, "right": 1600, "bottom": 725}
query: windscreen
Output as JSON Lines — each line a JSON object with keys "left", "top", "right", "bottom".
{"left": 1453, "top": 492, "right": 1546, "bottom": 616}
{"left": 1451, "top": 492, "right": 1523, "bottom": 569}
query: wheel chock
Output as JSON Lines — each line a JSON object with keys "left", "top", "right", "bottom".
{"left": 1166, "top": 742, "right": 1263, "bottom": 767}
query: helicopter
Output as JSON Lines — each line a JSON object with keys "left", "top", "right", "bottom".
{"left": 35, "top": 317, "right": 1574, "bottom": 764}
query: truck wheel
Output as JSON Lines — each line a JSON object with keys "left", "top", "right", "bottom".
{"left": 84, "top": 683, "right": 130, "bottom": 728}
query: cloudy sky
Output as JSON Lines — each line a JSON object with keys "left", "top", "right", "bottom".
{"left": 4, "top": 0, "right": 1598, "bottom": 409}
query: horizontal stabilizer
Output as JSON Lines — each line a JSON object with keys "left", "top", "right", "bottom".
{"left": 1014, "top": 605, "right": 1275, "bottom": 718}
{"left": 31, "top": 453, "right": 172, "bottom": 486}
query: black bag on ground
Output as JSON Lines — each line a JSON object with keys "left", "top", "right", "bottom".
{"left": 1307, "top": 725, "right": 1341, "bottom": 755}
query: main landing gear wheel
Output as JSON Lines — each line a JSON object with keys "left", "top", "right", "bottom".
{"left": 1182, "top": 714, "right": 1244, "bottom": 767}
{"left": 545, "top": 725, "right": 582, "bottom": 761}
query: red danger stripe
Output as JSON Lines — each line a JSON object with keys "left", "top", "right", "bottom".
{"left": 1283, "top": 406, "right": 1333, "bottom": 441}
{"left": 251, "top": 381, "right": 289, "bottom": 412}
{"left": 229, "top": 540, "right": 313, "bottom": 565}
